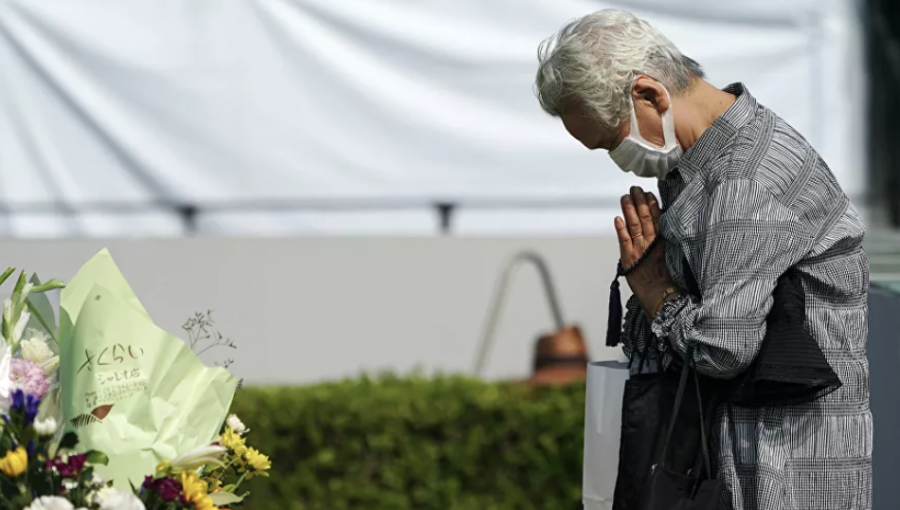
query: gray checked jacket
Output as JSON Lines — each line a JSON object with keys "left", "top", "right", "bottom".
{"left": 622, "top": 83, "right": 872, "bottom": 510}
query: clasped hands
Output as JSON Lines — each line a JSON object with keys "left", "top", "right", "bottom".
{"left": 615, "top": 187, "right": 678, "bottom": 318}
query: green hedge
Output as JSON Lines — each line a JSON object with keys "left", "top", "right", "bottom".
{"left": 231, "top": 374, "right": 586, "bottom": 510}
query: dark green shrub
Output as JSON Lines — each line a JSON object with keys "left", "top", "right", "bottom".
{"left": 232, "top": 374, "right": 586, "bottom": 510}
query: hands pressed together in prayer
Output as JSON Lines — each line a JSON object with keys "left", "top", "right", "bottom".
{"left": 615, "top": 187, "right": 679, "bottom": 319}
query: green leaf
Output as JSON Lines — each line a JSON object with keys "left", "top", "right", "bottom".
{"left": 0, "top": 268, "right": 15, "bottom": 289}
{"left": 30, "top": 280, "right": 66, "bottom": 294}
{"left": 209, "top": 491, "right": 245, "bottom": 505}
{"left": 11, "top": 271, "right": 27, "bottom": 316}
{"left": 25, "top": 274, "right": 57, "bottom": 328}
{"left": 58, "top": 431, "right": 79, "bottom": 450}
{"left": 12, "top": 270, "right": 26, "bottom": 297}
{"left": 86, "top": 450, "right": 110, "bottom": 466}
{"left": 25, "top": 297, "right": 59, "bottom": 349}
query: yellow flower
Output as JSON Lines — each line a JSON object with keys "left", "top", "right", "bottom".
{"left": 181, "top": 471, "right": 218, "bottom": 510}
{"left": 220, "top": 427, "right": 248, "bottom": 457}
{"left": 244, "top": 447, "right": 271, "bottom": 473}
{"left": 0, "top": 447, "right": 27, "bottom": 477}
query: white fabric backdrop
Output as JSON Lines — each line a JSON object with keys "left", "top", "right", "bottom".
{"left": 0, "top": 0, "right": 865, "bottom": 237}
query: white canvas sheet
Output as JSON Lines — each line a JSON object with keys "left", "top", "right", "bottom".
{"left": 0, "top": 0, "right": 865, "bottom": 236}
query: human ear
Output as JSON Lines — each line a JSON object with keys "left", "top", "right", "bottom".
{"left": 630, "top": 76, "right": 669, "bottom": 115}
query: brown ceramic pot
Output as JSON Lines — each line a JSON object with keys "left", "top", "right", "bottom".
{"left": 529, "top": 325, "right": 589, "bottom": 386}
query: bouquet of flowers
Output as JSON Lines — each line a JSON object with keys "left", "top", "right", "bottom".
{"left": 0, "top": 387, "right": 140, "bottom": 510}
{"left": 141, "top": 414, "right": 270, "bottom": 509}
{"left": 0, "top": 250, "right": 270, "bottom": 510}
{"left": 0, "top": 389, "right": 269, "bottom": 509}
{"left": 0, "top": 268, "right": 65, "bottom": 422}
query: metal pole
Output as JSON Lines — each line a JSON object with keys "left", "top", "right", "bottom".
{"left": 472, "top": 251, "right": 566, "bottom": 377}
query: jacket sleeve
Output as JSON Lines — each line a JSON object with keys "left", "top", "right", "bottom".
{"left": 650, "top": 178, "right": 829, "bottom": 378}
{"left": 622, "top": 295, "right": 650, "bottom": 364}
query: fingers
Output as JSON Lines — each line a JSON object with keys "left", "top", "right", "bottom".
{"left": 647, "top": 192, "right": 662, "bottom": 232}
{"left": 631, "top": 187, "right": 655, "bottom": 239}
{"left": 614, "top": 216, "right": 632, "bottom": 258}
{"left": 619, "top": 187, "right": 663, "bottom": 266}
{"left": 620, "top": 193, "right": 642, "bottom": 239}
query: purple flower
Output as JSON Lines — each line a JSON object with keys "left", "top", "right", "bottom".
{"left": 49, "top": 453, "right": 88, "bottom": 478}
{"left": 143, "top": 475, "right": 183, "bottom": 502}
{"left": 11, "top": 389, "right": 24, "bottom": 411}
{"left": 10, "top": 359, "right": 50, "bottom": 398}
{"left": 155, "top": 478, "right": 183, "bottom": 502}
{"left": 140, "top": 475, "right": 153, "bottom": 494}
{"left": 9, "top": 389, "right": 40, "bottom": 426}
{"left": 66, "top": 454, "right": 87, "bottom": 476}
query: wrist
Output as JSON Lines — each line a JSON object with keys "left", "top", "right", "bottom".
{"left": 653, "top": 290, "right": 679, "bottom": 315}
{"left": 640, "top": 282, "right": 678, "bottom": 319}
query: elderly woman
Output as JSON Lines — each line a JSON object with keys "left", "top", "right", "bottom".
{"left": 535, "top": 9, "right": 871, "bottom": 510}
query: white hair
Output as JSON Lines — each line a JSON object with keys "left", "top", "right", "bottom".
{"left": 535, "top": 9, "right": 704, "bottom": 131}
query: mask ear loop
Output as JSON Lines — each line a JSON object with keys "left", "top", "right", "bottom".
{"left": 623, "top": 85, "right": 678, "bottom": 151}
{"left": 658, "top": 88, "right": 679, "bottom": 150}
{"left": 624, "top": 95, "right": 647, "bottom": 144}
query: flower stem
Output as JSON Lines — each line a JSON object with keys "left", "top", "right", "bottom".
{"left": 233, "top": 471, "right": 249, "bottom": 491}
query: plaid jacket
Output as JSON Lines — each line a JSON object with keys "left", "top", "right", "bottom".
{"left": 622, "top": 84, "right": 872, "bottom": 510}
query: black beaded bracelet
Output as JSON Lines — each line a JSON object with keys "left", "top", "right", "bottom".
{"left": 606, "top": 236, "right": 662, "bottom": 347}
{"left": 617, "top": 235, "right": 661, "bottom": 277}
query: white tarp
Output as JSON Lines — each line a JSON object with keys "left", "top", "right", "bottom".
{"left": 0, "top": 0, "right": 865, "bottom": 237}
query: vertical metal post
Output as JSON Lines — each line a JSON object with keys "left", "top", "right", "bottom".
{"left": 179, "top": 204, "right": 199, "bottom": 236}
{"left": 436, "top": 202, "right": 456, "bottom": 235}
{"left": 472, "top": 251, "right": 567, "bottom": 377}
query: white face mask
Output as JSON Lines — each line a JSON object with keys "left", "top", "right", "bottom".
{"left": 608, "top": 89, "right": 683, "bottom": 179}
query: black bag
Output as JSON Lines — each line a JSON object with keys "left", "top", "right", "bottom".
{"left": 639, "top": 348, "right": 722, "bottom": 509}
{"left": 606, "top": 247, "right": 840, "bottom": 509}
{"left": 612, "top": 346, "right": 719, "bottom": 510}
{"left": 725, "top": 269, "right": 842, "bottom": 407}
{"left": 681, "top": 262, "right": 842, "bottom": 407}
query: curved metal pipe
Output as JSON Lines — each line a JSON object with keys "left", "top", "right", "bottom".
{"left": 472, "top": 251, "right": 566, "bottom": 377}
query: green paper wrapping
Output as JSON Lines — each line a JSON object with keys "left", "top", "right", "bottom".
{"left": 59, "top": 249, "right": 238, "bottom": 488}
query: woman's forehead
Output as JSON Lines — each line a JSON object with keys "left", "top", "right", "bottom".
{"left": 560, "top": 102, "right": 623, "bottom": 151}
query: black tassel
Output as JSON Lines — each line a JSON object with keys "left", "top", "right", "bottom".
{"left": 606, "top": 236, "right": 661, "bottom": 348}
{"left": 606, "top": 277, "right": 623, "bottom": 347}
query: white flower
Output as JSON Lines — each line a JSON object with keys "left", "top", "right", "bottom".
{"left": 227, "top": 413, "right": 248, "bottom": 435}
{"left": 34, "top": 416, "right": 58, "bottom": 436}
{"left": 0, "top": 342, "right": 12, "bottom": 412}
{"left": 97, "top": 490, "right": 145, "bottom": 510}
{"left": 40, "top": 355, "right": 60, "bottom": 376}
{"left": 25, "top": 496, "right": 75, "bottom": 510}
{"left": 63, "top": 479, "right": 78, "bottom": 491}
{"left": 3, "top": 299, "right": 30, "bottom": 346}
{"left": 90, "top": 486, "right": 116, "bottom": 505}
{"left": 23, "top": 327, "right": 50, "bottom": 344}
{"left": 169, "top": 443, "right": 227, "bottom": 471}
{"left": 21, "top": 329, "right": 54, "bottom": 364}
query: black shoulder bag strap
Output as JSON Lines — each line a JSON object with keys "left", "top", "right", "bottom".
{"left": 654, "top": 346, "right": 712, "bottom": 483}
